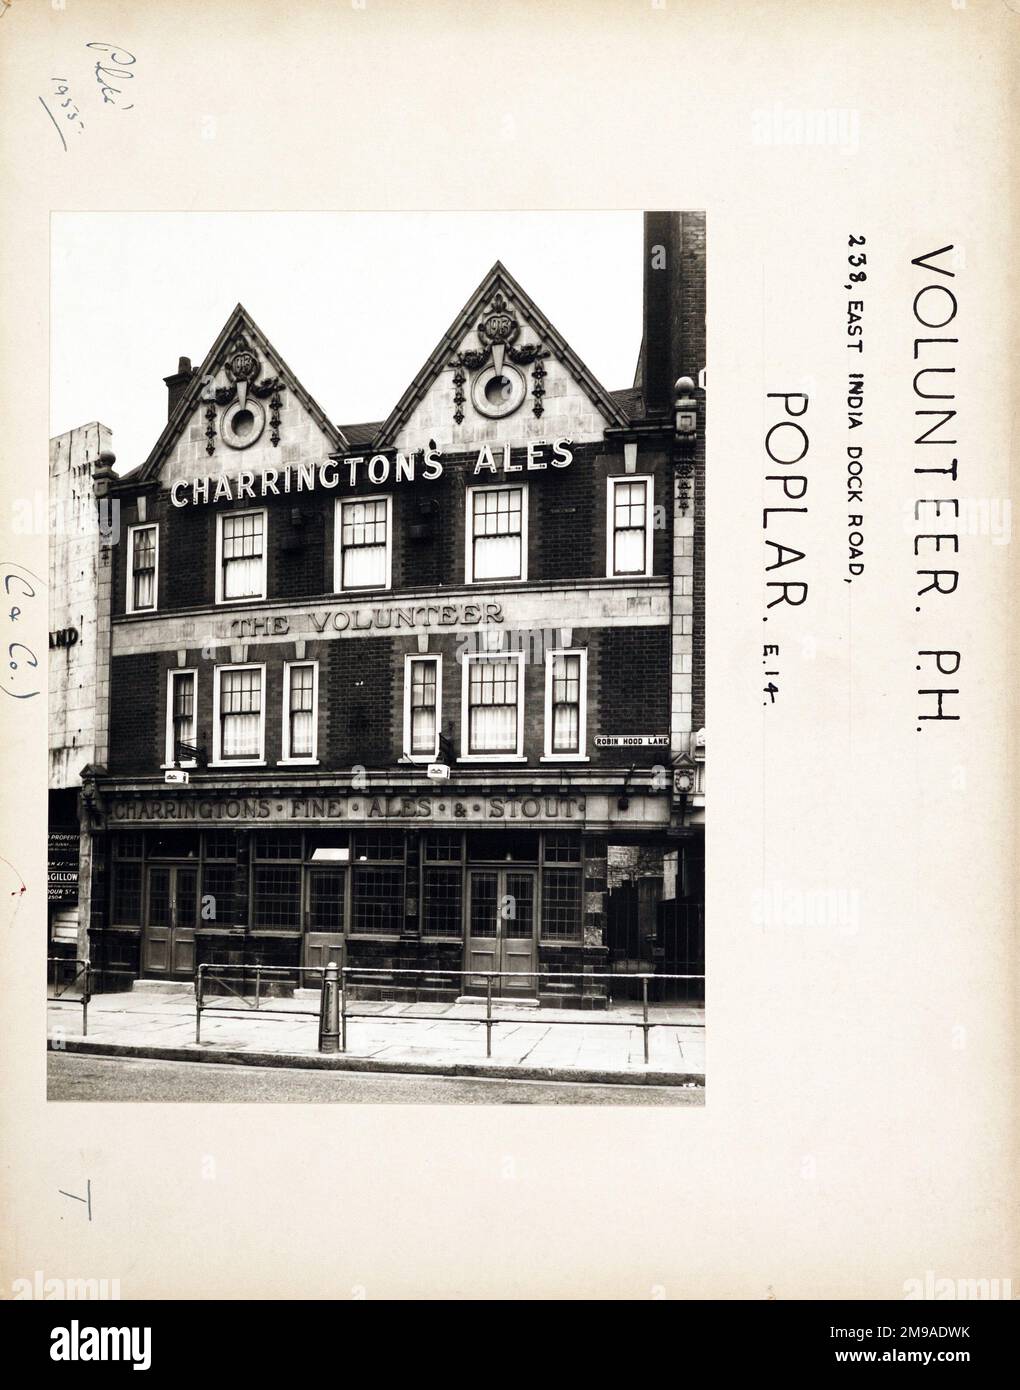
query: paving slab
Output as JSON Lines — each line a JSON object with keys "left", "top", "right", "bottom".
{"left": 47, "top": 987, "right": 705, "bottom": 1087}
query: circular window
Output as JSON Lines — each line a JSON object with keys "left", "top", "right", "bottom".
{"left": 471, "top": 363, "right": 526, "bottom": 419}
{"left": 221, "top": 396, "right": 266, "bottom": 449}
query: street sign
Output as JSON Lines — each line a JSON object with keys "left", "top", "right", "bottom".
{"left": 594, "top": 735, "right": 669, "bottom": 748}
{"left": 426, "top": 763, "right": 451, "bottom": 780}
{"left": 164, "top": 769, "right": 190, "bottom": 784}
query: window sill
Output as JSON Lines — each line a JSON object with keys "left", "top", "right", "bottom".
{"left": 457, "top": 755, "right": 528, "bottom": 764}
{"left": 160, "top": 762, "right": 197, "bottom": 770}
{"left": 214, "top": 596, "right": 268, "bottom": 606}
{"left": 539, "top": 755, "right": 591, "bottom": 763}
{"left": 207, "top": 759, "right": 267, "bottom": 769}
{"left": 466, "top": 575, "right": 527, "bottom": 586}
{"left": 278, "top": 757, "right": 320, "bottom": 767}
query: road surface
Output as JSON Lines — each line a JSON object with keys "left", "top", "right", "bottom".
{"left": 48, "top": 1050, "right": 703, "bottom": 1105}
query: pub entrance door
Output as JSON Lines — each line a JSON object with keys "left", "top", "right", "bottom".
{"left": 465, "top": 868, "right": 537, "bottom": 997}
{"left": 141, "top": 865, "right": 197, "bottom": 978}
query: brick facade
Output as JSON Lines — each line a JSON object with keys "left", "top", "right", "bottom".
{"left": 87, "top": 231, "right": 705, "bottom": 1003}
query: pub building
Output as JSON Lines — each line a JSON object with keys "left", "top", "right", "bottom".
{"left": 85, "top": 213, "right": 705, "bottom": 1005}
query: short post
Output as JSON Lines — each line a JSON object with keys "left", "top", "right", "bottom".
{"left": 340, "top": 965, "right": 347, "bottom": 1052}
{"left": 82, "top": 961, "right": 90, "bottom": 1038}
{"left": 485, "top": 973, "right": 493, "bottom": 1058}
{"left": 319, "top": 961, "right": 340, "bottom": 1054}
{"left": 641, "top": 976, "right": 650, "bottom": 1065}
{"left": 254, "top": 965, "right": 261, "bottom": 1011}
{"left": 196, "top": 966, "right": 203, "bottom": 1044}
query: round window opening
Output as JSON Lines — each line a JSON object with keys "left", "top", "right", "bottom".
{"left": 484, "top": 374, "right": 514, "bottom": 406}
{"left": 221, "top": 396, "right": 266, "bottom": 449}
{"left": 471, "top": 362, "right": 526, "bottom": 419}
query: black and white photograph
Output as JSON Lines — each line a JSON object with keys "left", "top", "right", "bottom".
{"left": 46, "top": 211, "right": 706, "bottom": 1105}
{"left": 2, "top": 0, "right": 1015, "bottom": 1340}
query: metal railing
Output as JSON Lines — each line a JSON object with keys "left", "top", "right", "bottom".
{"left": 195, "top": 963, "right": 329, "bottom": 1045}
{"left": 332, "top": 965, "right": 704, "bottom": 1064}
{"left": 191, "top": 964, "right": 703, "bottom": 1064}
{"left": 47, "top": 958, "right": 152, "bottom": 1037}
{"left": 47, "top": 957, "right": 92, "bottom": 1036}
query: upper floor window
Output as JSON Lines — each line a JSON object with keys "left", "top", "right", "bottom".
{"left": 335, "top": 496, "right": 391, "bottom": 590}
{"left": 543, "top": 649, "right": 588, "bottom": 759}
{"left": 213, "top": 663, "right": 265, "bottom": 765}
{"left": 127, "top": 524, "right": 158, "bottom": 613}
{"left": 282, "top": 661, "right": 318, "bottom": 763}
{"left": 165, "top": 669, "right": 197, "bottom": 766}
{"left": 216, "top": 509, "right": 267, "bottom": 603}
{"left": 466, "top": 485, "right": 527, "bottom": 583}
{"left": 607, "top": 476, "right": 653, "bottom": 577}
{"left": 461, "top": 652, "right": 525, "bottom": 761}
{"left": 403, "top": 655, "right": 442, "bottom": 761}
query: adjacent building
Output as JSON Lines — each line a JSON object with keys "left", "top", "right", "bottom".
{"left": 47, "top": 421, "right": 116, "bottom": 965}
{"left": 65, "top": 213, "right": 705, "bottom": 1005}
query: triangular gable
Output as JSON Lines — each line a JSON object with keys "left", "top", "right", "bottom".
{"left": 373, "top": 261, "right": 630, "bottom": 451}
{"left": 137, "top": 303, "right": 348, "bottom": 484}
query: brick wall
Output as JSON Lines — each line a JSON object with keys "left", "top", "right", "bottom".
{"left": 108, "top": 652, "right": 160, "bottom": 772}
{"left": 114, "top": 440, "right": 674, "bottom": 614}
{"left": 671, "top": 211, "right": 706, "bottom": 730}
{"left": 324, "top": 637, "right": 395, "bottom": 767}
{"left": 594, "top": 627, "right": 670, "bottom": 767}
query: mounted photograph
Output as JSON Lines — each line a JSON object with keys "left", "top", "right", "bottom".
{"left": 45, "top": 210, "right": 706, "bottom": 1104}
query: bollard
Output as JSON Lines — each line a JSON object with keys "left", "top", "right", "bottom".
{"left": 196, "top": 967, "right": 203, "bottom": 1044}
{"left": 82, "top": 962, "right": 90, "bottom": 1038}
{"left": 340, "top": 965, "right": 347, "bottom": 1052}
{"left": 485, "top": 974, "right": 493, "bottom": 1058}
{"left": 641, "top": 976, "right": 650, "bottom": 1065}
{"left": 319, "top": 961, "right": 340, "bottom": 1054}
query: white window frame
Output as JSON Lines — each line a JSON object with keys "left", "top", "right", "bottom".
{"left": 465, "top": 483, "right": 529, "bottom": 584}
{"left": 280, "top": 659, "right": 319, "bottom": 765}
{"left": 606, "top": 475, "right": 654, "bottom": 579}
{"left": 211, "top": 662, "right": 266, "bottom": 767}
{"left": 334, "top": 494, "right": 392, "bottom": 593}
{"left": 215, "top": 508, "right": 268, "bottom": 605}
{"left": 163, "top": 668, "right": 198, "bottom": 768}
{"left": 402, "top": 654, "right": 443, "bottom": 763}
{"left": 126, "top": 522, "right": 159, "bottom": 614}
{"left": 541, "top": 648, "right": 589, "bottom": 762}
{"left": 460, "top": 651, "right": 526, "bottom": 762}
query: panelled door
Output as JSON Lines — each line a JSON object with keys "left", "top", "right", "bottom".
{"left": 303, "top": 867, "right": 346, "bottom": 975}
{"left": 141, "top": 865, "right": 197, "bottom": 978}
{"left": 466, "top": 868, "right": 536, "bottom": 997}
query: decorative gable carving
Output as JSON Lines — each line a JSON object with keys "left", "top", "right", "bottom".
{"left": 377, "top": 263, "right": 628, "bottom": 455}
{"left": 138, "top": 305, "right": 343, "bottom": 488}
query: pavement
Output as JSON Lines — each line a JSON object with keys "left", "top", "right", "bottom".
{"left": 47, "top": 985, "right": 705, "bottom": 1089}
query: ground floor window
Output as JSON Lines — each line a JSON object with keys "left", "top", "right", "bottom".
{"left": 351, "top": 866, "right": 404, "bottom": 934}
{"left": 541, "top": 867, "right": 583, "bottom": 940}
{"left": 422, "top": 867, "right": 462, "bottom": 937}
{"left": 253, "top": 866, "right": 302, "bottom": 930}
{"left": 106, "top": 827, "right": 611, "bottom": 950}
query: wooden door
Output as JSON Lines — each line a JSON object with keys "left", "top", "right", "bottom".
{"left": 142, "top": 865, "right": 196, "bottom": 979}
{"left": 465, "top": 868, "right": 537, "bottom": 996}
{"left": 304, "top": 867, "right": 346, "bottom": 976}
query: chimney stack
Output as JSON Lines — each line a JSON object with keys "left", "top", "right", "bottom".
{"left": 641, "top": 211, "right": 675, "bottom": 417}
{"left": 163, "top": 355, "right": 195, "bottom": 421}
